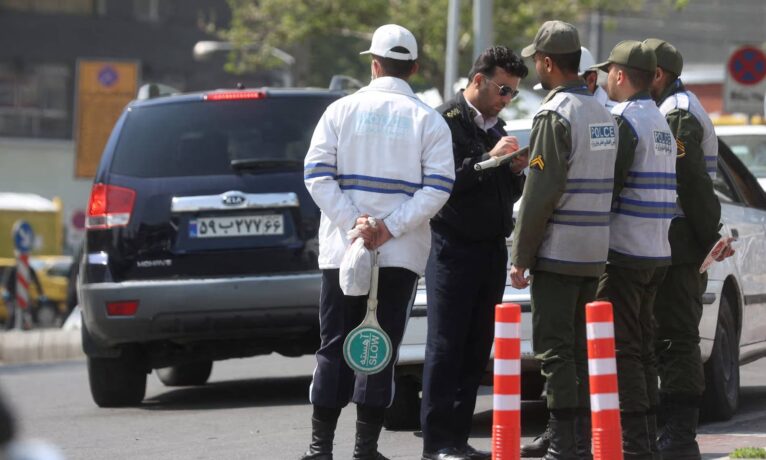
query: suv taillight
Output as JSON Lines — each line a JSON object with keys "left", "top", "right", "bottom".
{"left": 86, "top": 183, "right": 136, "bottom": 229}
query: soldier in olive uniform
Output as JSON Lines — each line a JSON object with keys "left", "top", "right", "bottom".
{"left": 593, "top": 41, "right": 677, "bottom": 459}
{"left": 643, "top": 38, "right": 722, "bottom": 460}
{"left": 511, "top": 21, "right": 618, "bottom": 459}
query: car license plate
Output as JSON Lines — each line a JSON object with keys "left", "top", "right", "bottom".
{"left": 189, "top": 214, "right": 284, "bottom": 238}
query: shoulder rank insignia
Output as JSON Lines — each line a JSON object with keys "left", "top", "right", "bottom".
{"left": 530, "top": 155, "right": 545, "bottom": 171}
{"left": 676, "top": 138, "right": 686, "bottom": 158}
{"left": 444, "top": 107, "right": 460, "bottom": 118}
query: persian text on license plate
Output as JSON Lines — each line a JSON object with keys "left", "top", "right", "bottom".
{"left": 189, "top": 214, "right": 284, "bottom": 238}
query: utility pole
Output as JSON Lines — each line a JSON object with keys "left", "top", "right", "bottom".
{"left": 473, "top": 0, "right": 493, "bottom": 60}
{"left": 444, "top": 0, "right": 461, "bottom": 99}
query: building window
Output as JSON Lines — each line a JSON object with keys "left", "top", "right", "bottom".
{"left": 0, "top": 64, "right": 71, "bottom": 139}
{"left": 0, "top": 0, "right": 94, "bottom": 15}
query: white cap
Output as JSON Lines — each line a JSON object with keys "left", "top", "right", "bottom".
{"left": 360, "top": 24, "right": 418, "bottom": 61}
{"left": 533, "top": 46, "right": 597, "bottom": 90}
{"left": 578, "top": 47, "right": 596, "bottom": 74}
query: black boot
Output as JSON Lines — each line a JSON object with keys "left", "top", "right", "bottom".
{"left": 646, "top": 408, "right": 662, "bottom": 460}
{"left": 622, "top": 412, "right": 652, "bottom": 460}
{"left": 521, "top": 422, "right": 552, "bottom": 457}
{"left": 352, "top": 420, "right": 389, "bottom": 460}
{"left": 299, "top": 417, "right": 337, "bottom": 460}
{"left": 657, "top": 395, "right": 700, "bottom": 460}
{"left": 574, "top": 410, "right": 592, "bottom": 460}
{"left": 543, "top": 411, "right": 578, "bottom": 460}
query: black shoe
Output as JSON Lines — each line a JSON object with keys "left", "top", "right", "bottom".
{"left": 421, "top": 447, "right": 470, "bottom": 460}
{"left": 521, "top": 423, "right": 552, "bottom": 457}
{"left": 299, "top": 417, "right": 336, "bottom": 460}
{"left": 461, "top": 444, "right": 490, "bottom": 460}
{"left": 352, "top": 420, "right": 389, "bottom": 460}
{"left": 657, "top": 395, "right": 700, "bottom": 460}
{"left": 543, "top": 415, "right": 577, "bottom": 460}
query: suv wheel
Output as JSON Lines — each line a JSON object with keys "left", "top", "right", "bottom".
{"left": 701, "top": 295, "right": 740, "bottom": 421}
{"left": 88, "top": 349, "right": 147, "bottom": 407}
{"left": 156, "top": 361, "right": 213, "bottom": 387}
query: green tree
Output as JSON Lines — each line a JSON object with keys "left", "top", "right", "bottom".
{"left": 220, "top": 0, "right": 685, "bottom": 90}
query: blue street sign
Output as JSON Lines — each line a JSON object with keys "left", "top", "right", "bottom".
{"left": 12, "top": 220, "right": 34, "bottom": 253}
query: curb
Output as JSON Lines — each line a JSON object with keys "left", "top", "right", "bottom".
{"left": 0, "top": 329, "right": 83, "bottom": 364}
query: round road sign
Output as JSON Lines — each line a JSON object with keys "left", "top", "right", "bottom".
{"left": 728, "top": 46, "right": 766, "bottom": 86}
{"left": 12, "top": 220, "right": 34, "bottom": 253}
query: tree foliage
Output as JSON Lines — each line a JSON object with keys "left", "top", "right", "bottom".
{"left": 220, "top": 0, "right": 681, "bottom": 89}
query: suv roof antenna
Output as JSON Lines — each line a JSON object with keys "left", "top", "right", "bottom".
{"left": 236, "top": 82, "right": 246, "bottom": 90}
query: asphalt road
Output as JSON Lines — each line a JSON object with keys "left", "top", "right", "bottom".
{"left": 0, "top": 354, "right": 764, "bottom": 459}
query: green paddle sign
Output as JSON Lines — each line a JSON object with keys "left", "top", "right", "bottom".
{"left": 343, "top": 245, "right": 393, "bottom": 375}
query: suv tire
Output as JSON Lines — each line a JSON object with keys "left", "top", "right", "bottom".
{"left": 701, "top": 294, "right": 740, "bottom": 421}
{"left": 157, "top": 361, "right": 213, "bottom": 387}
{"left": 88, "top": 349, "right": 147, "bottom": 407}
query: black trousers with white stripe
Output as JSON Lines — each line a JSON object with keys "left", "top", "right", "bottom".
{"left": 309, "top": 268, "right": 418, "bottom": 409}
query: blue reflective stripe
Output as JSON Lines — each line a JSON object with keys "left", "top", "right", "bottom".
{"left": 627, "top": 171, "right": 677, "bottom": 179}
{"left": 339, "top": 184, "right": 414, "bottom": 196}
{"left": 305, "top": 162, "right": 337, "bottom": 169}
{"left": 304, "top": 172, "right": 336, "bottom": 179}
{"left": 424, "top": 174, "right": 455, "bottom": 185}
{"left": 610, "top": 249, "right": 672, "bottom": 260}
{"left": 537, "top": 256, "right": 607, "bottom": 265}
{"left": 613, "top": 209, "right": 675, "bottom": 219}
{"left": 549, "top": 220, "right": 610, "bottom": 227}
{"left": 423, "top": 184, "right": 452, "bottom": 194}
{"left": 616, "top": 197, "right": 676, "bottom": 208}
{"left": 623, "top": 183, "right": 677, "bottom": 190}
{"left": 338, "top": 174, "right": 422, "bottom": 189}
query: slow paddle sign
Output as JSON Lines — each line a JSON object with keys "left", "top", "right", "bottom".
{"left": 343, "top": 247, "right": 393, "bottom": 374}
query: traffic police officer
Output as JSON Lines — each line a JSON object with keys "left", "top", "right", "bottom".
{"left": 643, "top": 38, "right": 722, "bottom": 460}
{"left": 511, "top": 21, "right": 618, "bottom": 459}
{"left": 302, "top": 24, "right": 455, "bottom": 460}
{"left": 594, "top": 40, "right": 677, "bottom": 459}
{"left": 421, "top": 46, "right": 528, "bottom": 460}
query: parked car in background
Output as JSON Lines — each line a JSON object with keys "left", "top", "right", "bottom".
{"left": 715, "top": 124, "right": 766, "bottom": 190}
{"left": 78, "top": 83, "right": 344, "bottom": 407}
{"left": 389, "top": 123, "right": 766, "bottom": 429}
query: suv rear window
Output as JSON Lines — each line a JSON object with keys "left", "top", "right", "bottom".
{"left": 110, "top": 95, "right": 335, "bottom": 177}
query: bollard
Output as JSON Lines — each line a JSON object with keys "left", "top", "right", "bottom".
{"left": 492, "top": 303, "right": 521, "bottom": 460}
{"left": 14, "top": 251, "right": 31, "bottom": 330}
{"left": 586, "top": 301, "right": 623, "bottom": 460}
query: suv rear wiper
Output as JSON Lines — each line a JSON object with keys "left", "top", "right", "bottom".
{"left": 230, "top": 158, "right": 304, "bottom": 171}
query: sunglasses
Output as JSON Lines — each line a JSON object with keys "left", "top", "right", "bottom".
{"left": 483, "top": 75, "right": 520, "bottom": 98}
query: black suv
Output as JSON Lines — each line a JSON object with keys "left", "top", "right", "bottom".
{"left": 79, "top": 85, "right": 342, "bottom": 407}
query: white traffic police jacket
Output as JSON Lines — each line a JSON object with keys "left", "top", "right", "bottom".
{"left": 304, "top": 76, "right": 455, "bottom": 275}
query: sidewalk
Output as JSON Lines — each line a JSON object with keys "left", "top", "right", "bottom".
{"left": 0, "top": 329, "right": 82, "bottom": 364}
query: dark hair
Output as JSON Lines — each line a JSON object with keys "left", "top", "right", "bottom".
{"left": 539, "top": 50, "right": 581, "bottom": 75}
{"left": 372, "top": 51, "right": 417, "bottom": 79}
{"left": 616, "top": 64, "right": 654, "bottom": 91}
{"left": 468, "top": 46, "right": 529, "bottom": 81}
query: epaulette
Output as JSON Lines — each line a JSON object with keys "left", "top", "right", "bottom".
{"left": 444, "top": 107, "right": 461, "bottom": 119}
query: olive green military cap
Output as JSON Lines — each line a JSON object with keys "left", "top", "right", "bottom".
{"left": 521, "top": 20, "right": 581, "bottom": 58}
{"left": 594, "top": 40, "right": 657, "bottom": 73}
{"left": 643, "top": 38, "right": 683, "bottom": 76}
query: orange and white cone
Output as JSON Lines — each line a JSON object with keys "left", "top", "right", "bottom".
{"left": 492, "top": 303, "right": 521, "bottom": 460}
{"left": 586, "top": 301, "right": 623, "bottom": 460}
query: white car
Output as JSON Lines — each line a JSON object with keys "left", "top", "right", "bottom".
{"left": 714, "top": 124, "right": 766, "bottom": 190}
{"left": 388, "top": 126, "right": 766, "bottom": 429}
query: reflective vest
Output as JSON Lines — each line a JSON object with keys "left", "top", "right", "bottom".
{"left": 659, "top": 82, "right": 718, "bottom": 180}
{"left": 535, "top": 90, "right": 618, "bottom": 272}
{"left": 610, "top": 97, "right": 677, "bottom": 264}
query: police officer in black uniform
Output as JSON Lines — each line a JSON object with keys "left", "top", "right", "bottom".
{"left": 420, "top": 46, "right": 529, "bottom": 460}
